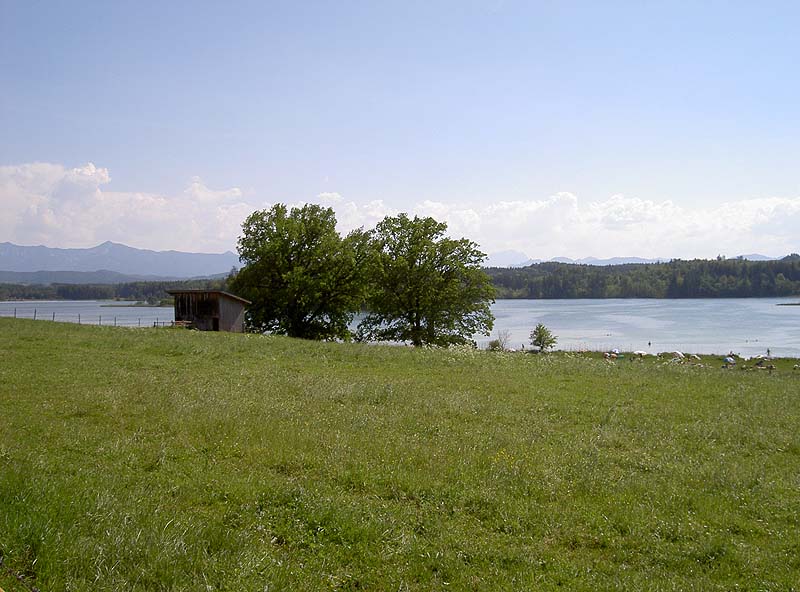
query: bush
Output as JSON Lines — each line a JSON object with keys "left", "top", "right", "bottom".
{"left": 530, "top": 323, "right": 557, "bottom": 352}
{"left": 487, "top": 330, "right": 512, "bottom": 352}
{"left": 487, "top": 339, "right": 503, "bottom": 351}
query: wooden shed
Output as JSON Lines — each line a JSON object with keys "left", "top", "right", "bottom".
{"left": 167, "top": 290, "right": 251, "bottom": 333}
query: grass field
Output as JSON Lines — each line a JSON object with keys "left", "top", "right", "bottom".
{"left": 1, "top": 318, "right": 799, "bottom": 591}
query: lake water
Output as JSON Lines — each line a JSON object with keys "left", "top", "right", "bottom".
{"left": 0, "top": 300, "right": 174, "bottom": 328}
{"left": 483, "top": 298, "right": 800, "bottom": 357}
{"left": 1, "top": 298, "right": 798, "bottom": 357}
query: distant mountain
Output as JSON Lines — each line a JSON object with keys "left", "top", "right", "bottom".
{"left": 737, "top": 253, "right": 777, "bottom": 261}
{"left": 486, "top": 253, "right": 665, "bottom": 268}
{"left": 0, "top": 241, "right": 240, "bottom": 278}
{"left": 551, "top": 256, "right": 665, "bottom": 266}
{"left": 0, "top": 270, "right": 182, "bottom": 285}
{"left": 484, "top": 250, "right": 540, "bottom": 268}
{"left": 486, "top": 253, "right": 785, "bottom": 268}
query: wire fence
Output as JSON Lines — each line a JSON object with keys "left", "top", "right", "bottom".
{"left": 0, "top": 308, "right": 176, "bottom": 328}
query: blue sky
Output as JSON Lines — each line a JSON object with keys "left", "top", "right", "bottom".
{"left": 2, "top": 1, "right": 799, "bottom": 259}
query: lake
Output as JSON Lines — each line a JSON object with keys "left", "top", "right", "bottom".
{"left": 0, "top": 300, "right": 174, "bottom": 328}
{"left": 1, "top": 298, "right": 798, "bottom": 357}
{"left": 484, "top": 298, "right": 800, "bottom": 357}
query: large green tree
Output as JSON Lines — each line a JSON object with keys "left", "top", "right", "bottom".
{"left": 357, "top": 214, "right": 495, "bottom": 347}
{"left": 230, "top": 204, "right": 371, "bottom": 340}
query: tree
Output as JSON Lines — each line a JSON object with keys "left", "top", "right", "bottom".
{"left": 230, "top": 204, "right": 372, "bottom": 340}
{"left": 357, "top": 214, "right": 495, "bottom": 347}
{"left": 530, "top": 323, "right": 557, "bottom": 352}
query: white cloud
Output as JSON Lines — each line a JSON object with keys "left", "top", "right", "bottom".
{"left": 309, "top": 193, "right": 396, "bottom": 233}
{"left": 311, "top": 191, "right": 800, "bottom": 260}
{"left": 0, "top": 162, "right": 253, "bottom": 252}
{"left": 2, "top": 161, "right": 799, "bottom": 258}
{"left": 184, "top": 176, "right": 243, "bottom": 203}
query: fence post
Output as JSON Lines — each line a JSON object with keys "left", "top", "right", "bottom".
{"left": 33, "top": 309, "right": 37, "bottom": 320}
{"left": 78, "top": 314, "right": 81, "bottom": 324}
{"left": 138, "top": 318, "right": 141, "bottom": 327}
{"left": 114, "top": 317, "right": 117, "bottom": 327}
{"left": 14, "top": 307, "right": 16, "bottom": 318}
{"left": 99, "top": 315, "right": 102, "bottom": 326}
{"left": 52, "top": 312, "right": 55, "bottom": 321}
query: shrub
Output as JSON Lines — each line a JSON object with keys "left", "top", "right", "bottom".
{"left": 530, "top": 323, "right": 557, "bottom": 352}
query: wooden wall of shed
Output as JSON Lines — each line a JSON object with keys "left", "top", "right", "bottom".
{"left": 219, "top": 296, "right": 246, "bottom": 332}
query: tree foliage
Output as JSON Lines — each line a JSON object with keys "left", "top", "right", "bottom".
{"left": 230, "top": 204, "right": 371, "bottom": 340}
{"left": 357, "top": 214, "right": 495, "bottom": 347}
{"left": 486, "top": 257, "right": 800, "bottom": 299}
{"left": 0, "top": 279, "right": 226, "bottom": 302}
{"left": 530, "top": 323, "right": 557, "bottom": 352}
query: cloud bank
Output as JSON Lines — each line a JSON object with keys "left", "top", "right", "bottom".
{"left": 2, "top": 161, "right": 799, "bottom": 258}
{"left": 0, "top": 162, "right": 252, "bottom": 252}
{"left": 310, "top": 192, "right": 800, "bottom": 260}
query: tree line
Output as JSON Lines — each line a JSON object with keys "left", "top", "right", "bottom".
{"left": 486, "top": 256, "right": 800, "bottom": 299}
{"left": 0, "top": 278, "right": 228, "bottom": 303}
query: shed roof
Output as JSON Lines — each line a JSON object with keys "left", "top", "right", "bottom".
{"left": 166, "top": 289, "right": 252, "bottom": 305}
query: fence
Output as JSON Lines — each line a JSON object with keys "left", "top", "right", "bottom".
{"left": 0, "top": 308, "right": 177, "bottom": 328}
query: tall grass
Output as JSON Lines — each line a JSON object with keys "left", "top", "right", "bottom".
{"left": 1, "top": 319, "right": 798, "bottom": 590}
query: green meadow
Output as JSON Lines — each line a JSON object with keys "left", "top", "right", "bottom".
{"left": 1, "top": 318, "right": 799, "bottom": 591}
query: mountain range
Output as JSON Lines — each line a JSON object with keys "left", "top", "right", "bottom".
{"left": 483, "top": 250, "right": 780, "bottom": 268}
{"left": 0, "top": 241, "right": 239, "bottom": 281}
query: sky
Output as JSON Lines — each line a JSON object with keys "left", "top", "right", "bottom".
{"left": 2, "top": 0, "right": 799, "bottom": 260}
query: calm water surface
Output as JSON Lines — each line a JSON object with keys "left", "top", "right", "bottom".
{"left": 1, "top": 298, "right": 798, "bottom": 356}
{"left": 483, "top": 298, "right": 800, "bottom": 357}
{"left": 0, "top": 300, "right": 174, "bottom": 328}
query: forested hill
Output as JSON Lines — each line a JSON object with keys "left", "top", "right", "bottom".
{"left": 486, "top": 256, "right": 800, "bottom": 299}
{"left": 0, "top": 278, "right": 228, "bottom": 303}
